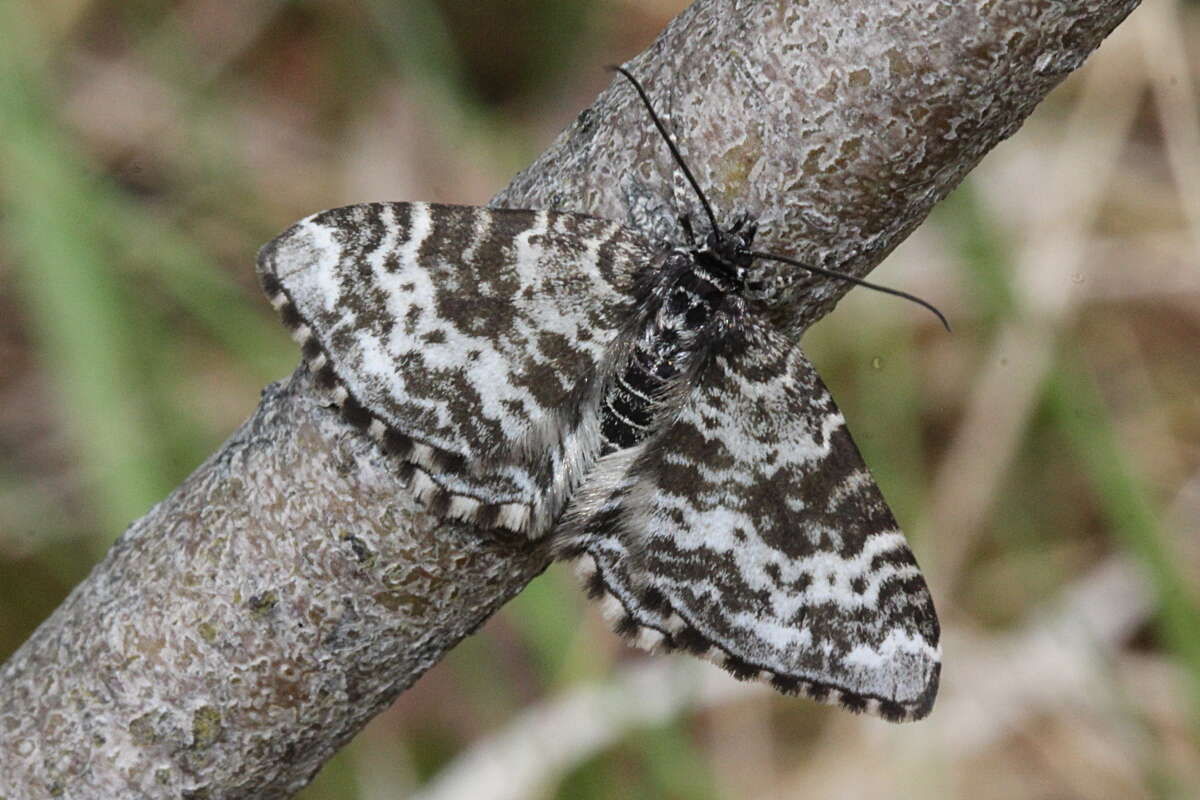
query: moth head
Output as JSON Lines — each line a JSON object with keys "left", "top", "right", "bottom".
{"left": 703, "top": 213, "right": 758, "bottom": 268}
{"left": 718, "top": 213, "right": 758, "bottom": 250}
{"left": 700, "top": 214, "right": 786, "bottom": 301}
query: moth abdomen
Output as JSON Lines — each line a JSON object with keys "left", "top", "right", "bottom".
{"left": 596, "top": 251, "right": 741, "bottom": 454}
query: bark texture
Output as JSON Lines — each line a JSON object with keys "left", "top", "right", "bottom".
{"left": 0, "top": 0, "right": 1139, "bottom": 797}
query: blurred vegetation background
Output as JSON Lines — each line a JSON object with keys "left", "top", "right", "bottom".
{"left": 1, "top": 1, "right": 1198, "bottom": 798}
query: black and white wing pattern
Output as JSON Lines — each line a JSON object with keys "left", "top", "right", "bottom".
{"left": 258, "top": 202, "right": 656, "bottom": 533}
{"left": 258, "top": 198, "right": 942, "bottom": 721}
{"left": 557, "top": 322, "right": 941, "bottom": 721}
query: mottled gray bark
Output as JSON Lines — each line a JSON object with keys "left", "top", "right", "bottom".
{"left": 0, "top": 0, "right": 1139, "bottom": 797}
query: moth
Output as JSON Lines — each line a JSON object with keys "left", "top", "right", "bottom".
{"left": 258, "top": 68, "right": 941, "bottom": 721}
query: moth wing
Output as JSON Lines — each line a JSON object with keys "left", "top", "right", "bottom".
{"left": 258, "top": 202, "right": 657, "bottom": 533}
{"left": 560, "top": 325, "right": 941, "bottom": 721}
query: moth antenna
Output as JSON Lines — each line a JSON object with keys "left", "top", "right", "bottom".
{"left": 610, "top": 66, "right": 722, "bottom": 241}
{"left": 747, "top": 250, "right": 951, "bottom": 331}
{"left": 609, "top": 67, "right": 949, "bottom": 332}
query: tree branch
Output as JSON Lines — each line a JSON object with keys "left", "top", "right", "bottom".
{"left": 0, "top": 0, "right": 1139, "bottom": 797}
